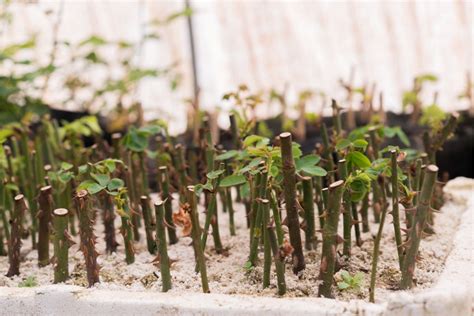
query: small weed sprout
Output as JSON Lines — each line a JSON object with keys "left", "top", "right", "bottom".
{"left": 337, "top": 270, "right": 364, "bottom": 292}
{"left": 18, "top": 276, "right": 38, "bottom": 288}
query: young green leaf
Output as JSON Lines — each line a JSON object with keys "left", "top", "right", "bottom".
{"left": 60, "top": 162, "right": 74, "bottom": 171}
{"left": 91, "top": 173, "right": 110, "bottom": 187}
{"left": 291, "top": 142, "right": 303, "bottom": 159}
{"left": 243, "top": 135, "right": 267, "bottom": 147}
{"left": 78, "top": 180, "right": 105, "bottom": 195}
{"left": 220, "top": 174, "right": 247, "bottom": 187}
{"left": 206, "top": 169, "right": 225, "bottom": 179}
{"left": 301, "top": 165, "right": 327, "bottom": 177}
{"left": 103, "top": 159, "right": 119, "bottom": 173}
{"left": 352, "top": 139, "right": 368, "bottom": 150}
{"left": 215, "top": 150, "right": 239, "bottom": 161}
{"left": 335, "top": 139, "right": 351, "bottom": 151}
{"left": 18, "top": 276, "right": 38, "bottom": 288}
{"left": 58, "top": 171, "right": 74, "bottom": 183}
{"left": 78, "top": 164, "right": 89, "bottom": 174}
{"left": 295, "top": 154, "right": 321, "bottom": 171}
{"left": 139, "top": 124, "right": 161, "bottom": 135}
{"left": 107, "top": 178, "right": 124, "bottom": 191}
{"left": 337, "top": 281, "right": 350, "bottom": 290}
{"left": 347, "top": 151, "right": 371, "bottom": 169}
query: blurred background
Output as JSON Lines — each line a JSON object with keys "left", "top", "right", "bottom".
{"left": 1, "top": 0, "right": 472, "bottom": 134}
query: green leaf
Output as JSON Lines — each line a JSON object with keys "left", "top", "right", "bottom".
{"left": 420, "top": 104, "right": 446, "bottom": 131}
{"left": 78, "top": 164, "right": 88, "bottom": 174}
{"left": 239, "top": 181, "right": 250, "bottom": 199}
{"left": 78, "top": 180, "right": 105, "bottom": 195}
{"left": 340, "top": 270, "right": 351, "bottom": 282}
{"left": 348, "top": 126, "right": 370, "bottom": 141}
{"left": 301, "top": 165, "right": 327, "bottom": 177}
{"left": 5, "top": 183, "right": 19, "bottom": 192}
{"left": 335, "top": 139, "right": 351, "bottom": 151}
{"left": 291, "top": 142, "right": 302, "bottom": 159}
{"left": 79, "top": 35, "right": 107, "bottom": 47}
{"left": 416, "top": 73, "right": 438, "bottom": 83}
{"left": 270, "top": 164, "right": 279, "bottom": 178}
{"left": 103, "top": 159, "right": 117, "bottom": 173}
{"left": 107, "top": 178, "right": 124, "bottom": 191}
{"left": 379, "top": 145, "right": 399, "bottom": 155}
{"left": 0, "top": 128, "right": 13, "bottom": 142}
{"left": 402, "top": 91, "right": 418, "bottom": 108}
{"left": 60, "top": 162, "right": 73, "bottom": 171}
{"left": 395, "top": 128, "right": 410, "bottom": 146}
{"left": 206, "top": 169, "right": 225, "bottom": 180}
{"left": 243, "top": 135, "right": 266, "bottom": 147}
{"left": 352, "top": 139, "right": 368, "bottom": 150}
{"left": 366, "top": 158, "right": 390, "bottom": 178}
{"left": 347, "top": 173, "right": 371, "bottom": 202}
{"left": 146, "top": 150, "right": 158, "bottom": 159}
{"left": 139, "top": 124, "right": 161, "bottom": 135}
{"left": 203, "top": 182, "right": 213, "bottom": 191}
{"left": 220, "top": 174, "right": 247, "bottom": 188}
{"left": 337, "top": 281, "right": 350, "bottom": 290}
{"left": 295, "top": 154, "right": 321, "bottom": 171}
{"left": 122, "top": 127, "right": 148, "bottom": 152}
{"left": 383, "top": 127, "right": 410, "bottom": 146}
{"left": 216, "top": 150, "right": 239, "bottom": 161}
{"left": 194, "top": 181, "right": 213, "bottom": 196}
{"left": 243, "top": 261, "right": 254, "bottom": 271}
{"left": 353, "top": 272, "right": 364, "bottom": 283}
{"left": 18, "top": 276, "right": 37, "bottom": 288}
{"left": 239, "top": 157, "right": 263, "bottom": 174}
{"left": 153, "top": 7, "right": 193, "bottom": 25}
{"left": 58, "top": 171, "right": 73, "bottom": 183}
{"left": 347, "top": 152, "right": 371, "bottom": 169}
{"left": 91, "top": 173, "right": 110, "bottom": 187}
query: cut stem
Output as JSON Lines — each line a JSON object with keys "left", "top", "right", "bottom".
{"left": 140, "top": 196, "right": 157, "bottom": 255}
{"left": 269, "top": 190, "right": 284, "bottom": 245}
{"left": 313, "top": 176, "right": 325, "bottom": 230}
{"left": 75, "top": 190, "right": 100, "bottom": 287}
{"left": 369, "top": 177, "right": 388, "bottom": 303}
{"left": 280, "top": 132, "right": 305, "bottom": 274}
{"left": 318, "top": 180, "right": 344, "bottom": 298}
{"left": 302, "top": 176, "right": 316, "bottom": 250}
{"left": 400, "top": 165, "right": 438, "bottom": 289}
{"left": 102, "top": 193, "right": 118, "bottom": 253}
{"left": 6, "top": 194, "right": 27, "bottom": 277}
{"left": 154, "top": 200, "right": 172, "bottom": 292}
{"left": 262, "top": 199, "right": 271, "bottom": 288}
{"left": 268, "top": 223, "right": 286, "bottom": 295}
{"left": 390, "top": 150, "right": 404, "bottom": 270}
{"left": 187, "top": 186, "right": 210, "bottom": 293}
{"left": 360, "top": 194, "right": 369, "bottom": 232}
{"left": 38, "top": 186, "right": 53, "bottom": 267}
{"left": 248, "top": 170, "right": 268, "bottom": 266}
{"left": 53, "top": 208, "right": 72, "bottom": 283}
{"left": 158, "top": 166, "right": 178, "bottom": 245}
{"left": 115, "top": 191, "right": 135, "bottom": 264}
{"left": 338, "top": 159, "right": 352, "bottom": 257}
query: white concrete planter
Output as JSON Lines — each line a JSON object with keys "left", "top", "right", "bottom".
{"left": 0, "top": 178, "right": 472, "bottom": 315}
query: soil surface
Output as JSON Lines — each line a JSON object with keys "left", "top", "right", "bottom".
{"left": 0, "top": 186, "right": 466, "bottom": 303}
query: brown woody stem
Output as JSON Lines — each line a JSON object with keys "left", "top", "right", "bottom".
{"left": 6, "top": 194, "right": 27, "bottom": 277}
{"left": 38, "top": 186, "right": 53, "bottom": 267}
{"left": 280, "top": 132, "right": 305, "bottom": 274}
{"left": 75, "top": 190, "right": 100, "bottom": 287}
{"left": 53, "top": 208, "right": 72, "bottom": 283}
